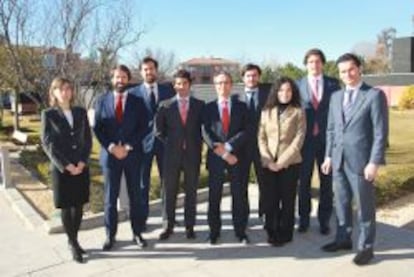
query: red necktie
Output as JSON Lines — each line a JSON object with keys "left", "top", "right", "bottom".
{"left": 179, "top": 98, "right": 188, "bottom": 125}
{"left": 222, "top": 100, "right": 230, "bottom": 135}
{"left": 311, "top": 79, "right": 319, "bottom": 136}
{"left": 115, "top": 94, "right": 123, "bottom": 123}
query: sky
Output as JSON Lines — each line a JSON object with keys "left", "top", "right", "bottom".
{"left": 125, "top": 0, "right": 414, "bottom": 67}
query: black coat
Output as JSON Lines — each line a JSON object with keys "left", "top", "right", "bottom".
{"left": 41, "top": 106, "right": 92, "bottom": 208}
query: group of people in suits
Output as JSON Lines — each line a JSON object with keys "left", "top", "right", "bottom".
{"left": 40, "top": 49, "right": 388, "bottom": 266}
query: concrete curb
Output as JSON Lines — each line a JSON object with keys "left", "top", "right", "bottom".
{"left": 1, "top": 188, "right": 47, "bottom": 231}
{"left": 3, "top": 177, "right": 231, "bottom": 234}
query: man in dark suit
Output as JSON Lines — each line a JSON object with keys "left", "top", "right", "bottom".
{"left": 297, "top": 49, "right": 341, "bottom": 234}
{"left": 233, "top": 63, "right": 270, "bottom": 220}
{"left": 155, "top": 69, "right": 204, "bottom": 240}
{"left": 94, "top": 65, "right": 149, "bottom": 250}
{"left": 203, "top": 71, "right": 251, "bottom": 244}
{"left": 321, "top": 53, "right": 388, "bottom": 265}
{"left": 130, "top": 57, "right": 175, "bottom": 226}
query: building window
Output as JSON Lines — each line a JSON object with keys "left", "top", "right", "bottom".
{"left": 201, "top": 76, "right": 211, "bottom": 84}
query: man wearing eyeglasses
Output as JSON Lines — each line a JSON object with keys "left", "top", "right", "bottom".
{"left": 202, "top": 71, "right": 251, "bottom": 245}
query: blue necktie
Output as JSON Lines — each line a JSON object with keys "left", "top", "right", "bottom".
{"left": 149, "top": 86, "right": 156, "bottom": 112}
{"left": 343, "top": 90, "right": 354, "bottom": 122}
{"left": 246, "top": 92, "right": 255, "bottom": 111}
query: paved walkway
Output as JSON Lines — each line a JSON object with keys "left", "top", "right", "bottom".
{"left": 1, "top": 185, "right": 414, "bottom": 277}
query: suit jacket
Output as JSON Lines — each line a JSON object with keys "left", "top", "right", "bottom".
{"left": 325, "top": 82, "right": 388, "bottom": 174}
{"left": 232, "top": 84, "right": 270, "bottom": 139}
{"left": 130, "top": 82, "right": 175, "bottom": 153}
{"left": 297, "top": 76, "right": 340, "bottom": 143}
{"left": 155, "top": 96, "right": 205, "bottom": 166}
{"left": 93, "top": 91, "right": 149, "bottom": 167}
{"left": 202, "top": 98, "right": 250, "bottom": 169}
{"left": 258, "top": 106, "right": 306, "bottom": 168}
{"left": 41, "top": 106, "right": 92, "bottom": 173}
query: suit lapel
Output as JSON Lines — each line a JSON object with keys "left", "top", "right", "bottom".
{"left": 173, "top": 98, "right": 185, "bottom": 128}
{"left": 301, "top": 78, "right": 311, "bottom": 105}
{"left": 139, "top": 84, "right": 152, "bottom": 111}
{"left": 55, "top": 107, "right": 74, "bottom": 130}
{"left": 215, "top": 100, "right": 225, "bottom": 137}
{"left": 228, "top": 99, "right": 236, "bottom": 135}
{"left": 106, "top": 92, "right": 115, "bottom": 120}
{"left": 186, "top": 97, "right": 196, "bottom": 127}
{"left": 71, "top": 107, "right": 79, "bottom": 131}
{"left": 270, "top": 108, "right": 279, "bottom": 158}
{"left": 344, "top": 85, "right": 368, "bottom": 127}
{"left": 240, "top": 92, "right": 247, "bottom": 104}
{"left": 258, "top": 89, "right": 265, "bottom": 109}
{"left": 319, "top": 76, "right": 330, "bottom": 109}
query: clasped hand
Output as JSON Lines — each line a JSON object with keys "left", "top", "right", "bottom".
{"left": 213, "top": 143, "right": 238, "bottom": 165}
{"left": 65, "top": 162, "right": 86, "bottom": 176}
{"left": 111, "top": 144, "right": 128, "bottom": 160}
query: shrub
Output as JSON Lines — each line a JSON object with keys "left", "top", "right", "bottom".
{"left": 398, "top": 85, "right": 414, "bottom": 110}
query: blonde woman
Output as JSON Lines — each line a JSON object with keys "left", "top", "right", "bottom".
{"left": 258, "top": 77, "right": 306, "bottom": 247}
{"left": 41, "top": 77, "right": 92, "bottom": 263}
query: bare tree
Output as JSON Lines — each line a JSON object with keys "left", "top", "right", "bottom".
{"left": 376, "top": 27, "right": 397, "bottom": 69}
{"left": 39, "top": 0, "right": 145, "bottom": 109}
{"left": 0, "top": 0, "right": 147, "bottom": 130}
{"left": 0, "top": 0, "right": 44, "bottom": 130}
{"left": 78, "top": 1, "right": 145, "bottom": 108}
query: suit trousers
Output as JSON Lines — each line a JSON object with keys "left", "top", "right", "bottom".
{"left": 332, "top": 160, "right": 376, "bottom": 251}
{"left": 240, "top": 142, "right": 266, "bottom": 218}
{"left": 103, "top": 158, "right": 144, "bottom": 239}
{"left": 162, "top": 152, "right": 199, "bottom": 229}
{"left": 299, "top": 134, "right": 333, "bottom": 227}
{"left": 263, "top": 164, "right": 300, "bottom": 242}
{"left": 139, "top": 139, "right": 164, "bottom": 223}
{"left": 208, "top": 161, "right": 249, "bottom": 237}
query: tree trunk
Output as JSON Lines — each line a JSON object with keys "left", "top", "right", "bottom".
{"left": 13, "top": 89, "right": 20, "bottom": 131}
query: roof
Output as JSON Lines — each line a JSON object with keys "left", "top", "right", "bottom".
{"left": 181, "top": 57, "right": 239, "bottom": 66}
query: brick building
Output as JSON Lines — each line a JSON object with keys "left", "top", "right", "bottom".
{"left": 179, "top": 57, "right": 240, "bottom": 84}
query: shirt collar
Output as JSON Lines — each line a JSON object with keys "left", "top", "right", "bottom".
{"left": 113, "top": 90, "right": 128, "bottom": 97}
{"left": 244, "top": 87, "right": 258, "bottom": 94}
{"left": 308, "top": 74, "right": 323, "bottom": 83}
{"left": 176, "top": 95, "right": 190, "bottom": 102}
{"left": 144, "top": 82, "right": 157, "bottom": 91}
{"left": 218, "top": 96, "right": 230, "bottom": 104}
{"left": 345, "top": 81, "right": 363, "bottom": 92}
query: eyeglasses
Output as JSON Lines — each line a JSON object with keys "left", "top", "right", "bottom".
{"left": 214, "top": 81, "right": 231, "bottom": 85}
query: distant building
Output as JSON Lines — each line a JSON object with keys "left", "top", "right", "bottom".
{"left": 363, "top": 36, "right": 414, "bottom": 106}
{"left": 179, "top": 57, "right": 240, "bottom": 84}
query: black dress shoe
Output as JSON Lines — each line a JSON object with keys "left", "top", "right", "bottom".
{"left": 102, "top": 237, "right": 115, "bottom": 251}
{"left": 271, "top": 239, "right": 285, "bottom": 247}
{"left": 134, "top": 234, "right": 148, "bottom": 248}
{"left": 321, "top": 240, "right": 352, "bottom": 252}
{"left": 68, "top": 240, "right": 86, "bottom": 255}
{"left": 207, "top": 233, "right": 219, "bottom": 245}
{"left": 237, "top": 233, "right": 250, "bottom": 244}
{"left": 186, "top": 227, "right": 196, "bottom": 239}
{"left": 267, "top": 236, "right": 275, "bottom": 244}
{"left": 320, "top": 226, "right": 331, "bottom": 235}
{"left": 77, "top": 245, "right": 86, "bottom": 254}
{"left": 159, "top": 228, "right": 173, "bottom": 240}
{"left": 353, "top": 248, "right": 374, "bottom": 266}
{"left": 70, "top": 245, "right": 84, "bottom": 263}
{"left": 298, "top": 224, "right": 309, "bottom": 233}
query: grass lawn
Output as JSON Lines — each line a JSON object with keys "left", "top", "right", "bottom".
{"left": 375, "top": 109, "right": 414, "bottom": 205}
{"left": 1, "top": 108, "right": 413, "bottom": 216}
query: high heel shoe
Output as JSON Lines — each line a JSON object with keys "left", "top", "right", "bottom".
{"left": 70, "top": 245, "right": 84, "bottom": 263}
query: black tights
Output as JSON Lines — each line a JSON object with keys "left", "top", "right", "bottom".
{"left": 61, "top": 205, "right": 83, "bottom": 246}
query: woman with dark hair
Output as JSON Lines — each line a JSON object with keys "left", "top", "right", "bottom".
{"left": 41, "top": 77, "right": 92, "bottom": 263}
{"left": 258, "top": 76, "right": 306, "bottom": 246}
